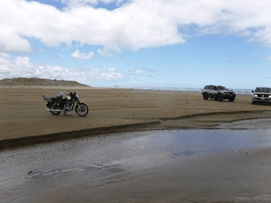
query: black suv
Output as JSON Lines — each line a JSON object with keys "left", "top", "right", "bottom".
{"left": 251, "top": 87, "right": 271, "bottom": 105}
{"left": 202, "top": 85, "right": 236, "bottom": 102}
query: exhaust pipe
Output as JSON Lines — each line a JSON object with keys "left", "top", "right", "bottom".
{"left": 47, "top": 109, "right": 64, "bottom": 112}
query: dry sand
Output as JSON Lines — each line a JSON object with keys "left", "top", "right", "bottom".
{"left": 1, "top": 86, "right": 271, "bottom": 149}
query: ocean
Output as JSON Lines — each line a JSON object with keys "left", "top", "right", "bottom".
{"left": 134, "top": 87, "right": 253, "bottom": 95}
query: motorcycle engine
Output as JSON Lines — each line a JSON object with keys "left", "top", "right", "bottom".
{"left": 64, "top": 101, "right": 72, "bottom": 111}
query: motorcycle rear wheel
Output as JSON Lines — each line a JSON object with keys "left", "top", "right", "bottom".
{"left": 49, "top": 101, "right": 61, "bottom": 115}
{"left": 50, "top": 111, "right": 61, "bottom": 115}
{"left": 75, "top": 103, "right": 89, "bottom": 117}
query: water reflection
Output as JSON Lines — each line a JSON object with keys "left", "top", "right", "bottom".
{"left": 1, "top": 129, "right": 271, "bottom": 202}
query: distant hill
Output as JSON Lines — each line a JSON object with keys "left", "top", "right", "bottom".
{"left": 0, "top": 77, "right": 90, "bottom": 87}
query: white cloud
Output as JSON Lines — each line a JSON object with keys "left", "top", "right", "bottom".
{"left": 100, "top": 71, "right": 124, "bottom": 79}
{"left": 0, "top": 52, "right": 126, "bottom": 84}
{"left": 71, "top": 50, "right": 94, "bottom": 59}
{"left": 124, "top": 65, "right": 158, "bottom": 83}
{"left": 86, "top": 66, "right": 124, "bottom": 81}
{"left": 135, "top": 69, "right": 142, "bottom": 75}
{"left": 2, "top": 0, "right": 271, "bottom": 54}
{"left": 0, "top": 52, "right": 85, "bottom": 81}
{"left": 101, "top": 66, "right": 125, "bottom": 79}
{"left": 98, "top": 49, "right": 114, "bottom": 57}
{"left": 104, "top": 67, "right": 116, "bottom": 72}
{"left": 61, "top": 0, "right": 98, "bottom": 8}
{"left": 0, "top": 29, "right": 31, "bottom": 52}
{"left": 125, "top": 66, "right": 157, "bottom": 78}
{"left": 60, "top": 0, "right": 126, "bottom": 8}
{"left": 266, "top": 56, "right": 271, "bottom": 61}
{"left": 250, "top": 27, "right": 271, "bottom": 47}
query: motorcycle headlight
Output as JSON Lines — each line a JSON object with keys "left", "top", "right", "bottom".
{"left": 67, "top": 95, "right": 71, "bottom": 100}
{"left": 76, "top": 94, "right": 79, "bottom": 98}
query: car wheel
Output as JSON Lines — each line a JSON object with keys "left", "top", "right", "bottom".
{"left": 203, "top": 93, "right": 208, "bottom": 100}
{"left": 217, "top": 94, "right": 223, "bottom": 102}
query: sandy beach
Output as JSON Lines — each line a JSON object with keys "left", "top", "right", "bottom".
{"left": 1, "top": 86, "right": 271, "bottom": 149}
{"left": 0, "top": 86, "right": 271, "bottom": 149}
{"left": 2, "top": 86, "right": 271, "bottom": 202}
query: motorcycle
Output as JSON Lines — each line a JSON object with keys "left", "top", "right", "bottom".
{"left": 43, "top": 90, "right": 89, "bottom": 117}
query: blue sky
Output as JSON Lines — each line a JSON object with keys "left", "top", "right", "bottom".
{"left": 1, "top": 0, "right": 271, "bottom": 89}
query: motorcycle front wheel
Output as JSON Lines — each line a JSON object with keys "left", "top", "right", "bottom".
{"left": 75, "top": 103, "right": 89, "bottom": 117}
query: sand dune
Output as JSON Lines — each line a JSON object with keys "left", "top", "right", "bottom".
{"left": 0, "top": 77, "right": 89, "bottom": 87}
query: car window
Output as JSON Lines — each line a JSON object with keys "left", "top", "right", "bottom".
{"left": 217, "top": 86, "right": 227, "bottom": 90}
{"left": 255, "top": 88, "right": 271, "bottom": 92}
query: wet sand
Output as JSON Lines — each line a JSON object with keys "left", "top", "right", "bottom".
{"left": 1, "top": 86, "right": 271, "bottom": 149}
{"left": 57, "top": 147, "right": 271, "bottom": 202}
{"left": 2, "top": 128, "right": 271, "bottom": 202}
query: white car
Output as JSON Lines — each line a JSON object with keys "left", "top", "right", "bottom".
{"left": 202, "top": 85, "right": 236, "bottom": 102}
{"left": 251, "top": 87, "right": 271, "bottom": 105}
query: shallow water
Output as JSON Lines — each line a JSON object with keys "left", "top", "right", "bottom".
{"left": 1, "top": 128, "right": 271, "bottom": 202}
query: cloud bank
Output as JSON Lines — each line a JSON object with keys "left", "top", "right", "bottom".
{"left": 1, "top": 0, "right": 271, "bottom": 54}
{"left": 0, "top": 52, "right": 85, "bottom": 81}
{"left": 0, "top": 52, "right": 148, "bottom": 86}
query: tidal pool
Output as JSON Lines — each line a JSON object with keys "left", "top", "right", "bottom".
{"left": 1, "top": 128, "right": 271, "bottom": 202}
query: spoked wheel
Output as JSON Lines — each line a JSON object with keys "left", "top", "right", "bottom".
{"left": 75, "top": 103, "right": 89, "bottom": 117}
